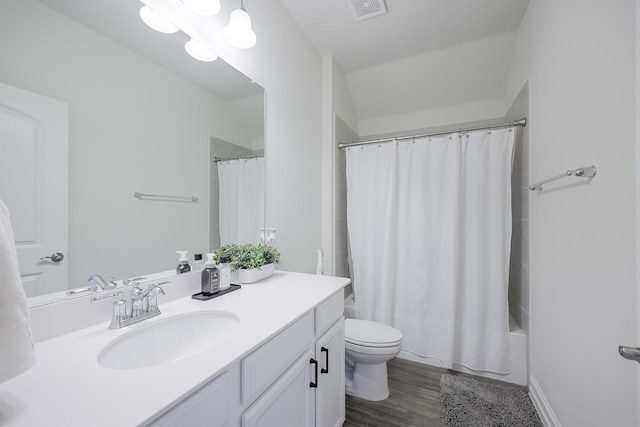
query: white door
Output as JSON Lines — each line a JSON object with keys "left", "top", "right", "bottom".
{"left": 315, "top": 318, "right": 345, "bottom": 427}
{"left": 0, "top": 81, "right": 68, "bottom": 297}
{"left": 241, "top": 350, "right": 315, "bottom": 427}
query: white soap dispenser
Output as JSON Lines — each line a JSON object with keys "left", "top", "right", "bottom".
{"left": 219, "top": 261, "right": 231, "bottom": 291}
{"left": 176, "top": 250, "right": 191, "bottom": 274}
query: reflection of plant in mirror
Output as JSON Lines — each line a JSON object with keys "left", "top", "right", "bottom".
{"left": 216, "top": 244, "right": 280, "bottom": 271}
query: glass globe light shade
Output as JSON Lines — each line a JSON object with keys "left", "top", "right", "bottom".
{"left": 185, "top": 38, "right": 218, "bottom": 62}
{"left": 224, "top": 9, "right": 257, "bottom": 49}
{"left": 182, "top": 0, "right": 221, "bottom": 16}
{"left": 139, "top": 6, "right": 179, "bottom": 34}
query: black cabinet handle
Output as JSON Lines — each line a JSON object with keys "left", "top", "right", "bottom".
{"left": 309, "top": 358, "right": 318, "bottom": 388}
{"left": 321, "top": 346, "right": 329, "bottom": 374}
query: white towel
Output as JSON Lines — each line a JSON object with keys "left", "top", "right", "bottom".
{"left": 0, "top": 198, "right": 35, "bottom": 383}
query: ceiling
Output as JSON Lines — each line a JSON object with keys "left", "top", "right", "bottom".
{"left": 277, "top": 0, "right": 530, "bottom": 128}
{"left": 277, "top": 0, "right": 530, "bottom": 73}
{"left": 37, "top": 0, "right": 530, "bottom": 128}
{"left": 37, "top": 0, "right": 263, "bottom": 101}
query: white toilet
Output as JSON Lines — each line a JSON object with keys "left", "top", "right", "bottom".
{"left": 344, "top": 318, "right": 403, "bottom": 401}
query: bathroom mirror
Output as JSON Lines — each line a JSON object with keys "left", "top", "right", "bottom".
{"left": 0, "top": 0, "right": 265, "bottom": 306}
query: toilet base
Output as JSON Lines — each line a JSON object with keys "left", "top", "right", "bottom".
{"left": 345, "top": 361, "right": 390, "bottom": 401}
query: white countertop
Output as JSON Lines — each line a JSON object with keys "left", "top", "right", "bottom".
{"left": 0, "top": 271, "right": 349, "bottom": 427}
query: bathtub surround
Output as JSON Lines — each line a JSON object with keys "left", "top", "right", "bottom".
{"left": 346, "top": 128, "right": 515, "bottom": 374}
{"left": 505, "top": 83, "right": 530, "bottom": 337}
{"left": 334, "top": 116, "right": 357, "bottom": 297}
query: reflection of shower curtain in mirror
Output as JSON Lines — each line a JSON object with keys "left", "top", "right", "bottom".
{"left": 218, "top": 158, "right": 264, "bottom": 245}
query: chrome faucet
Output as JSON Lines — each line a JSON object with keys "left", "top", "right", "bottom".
{"left": 92, "top": 280, "right": 170, "bottom": 329}
{"left": 130, "top": 282, "right": 167, "bottom": 318}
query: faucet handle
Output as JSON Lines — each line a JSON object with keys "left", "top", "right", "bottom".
{"left": 91, "top": 292, "right": 127, "bottom": 329}
{"left": 130, "top": 283, "right": 144, "bottom": 317}
{"left": 123, "top": 276, "right": 147, "bottom": 287}
{"left": 130, "top": 282, "right": 144, "bottom": 297}
{"left": 146, "top": 282, "right": 167, "bottom": 313}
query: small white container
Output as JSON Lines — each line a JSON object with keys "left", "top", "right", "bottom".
{"left": 219, "top": 263, "right": 231, "bottom": 291}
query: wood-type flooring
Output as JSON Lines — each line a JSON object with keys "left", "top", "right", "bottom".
{"left": 344, "top": 357, "right": 528, "bottom": 427}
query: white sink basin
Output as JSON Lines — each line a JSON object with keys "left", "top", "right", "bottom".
{"left": 98, "top": 310, "right": 240, "bottom": 370}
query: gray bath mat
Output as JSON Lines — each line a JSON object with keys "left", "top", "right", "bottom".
{"left": 440, "top": 374, "right": 543, "bottom": 427}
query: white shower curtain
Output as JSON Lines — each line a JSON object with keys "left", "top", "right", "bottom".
{"left": 346, "top": 128, "right": 514, "bottom": 373}
{"left": 218, "top": 157, "right": 264, "bottom": 245}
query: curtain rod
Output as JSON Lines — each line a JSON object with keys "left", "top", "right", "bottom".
{"left": 212, "top": 154, "right": 264, "bottom": 163}
{"left": 337, "top": 118, "right": 527, "bottom": 150}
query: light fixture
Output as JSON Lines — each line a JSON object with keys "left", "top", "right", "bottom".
{"left": 182, "top": 0, "right": 221, "bottom": 16}
{"left": 139, "top": 5, "right": 179, "bottom": 34}
{"left": 224, "top": 0, "right": 256, "bottom": 49}
{"left": 185, "top": 38, "right": 218, "bottom": 62}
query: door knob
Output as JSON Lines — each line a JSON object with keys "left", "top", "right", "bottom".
{"left": 618, "top": 346, "right": 640, "bottom": 363}
{"left": 40, "top": 252, "right": 64, "bottom": 263}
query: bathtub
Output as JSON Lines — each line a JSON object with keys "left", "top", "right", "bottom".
{"left": 343, "top": 295, "right": 528, "bottom": 386}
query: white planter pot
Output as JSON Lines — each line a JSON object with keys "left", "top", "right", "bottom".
{"left": 239, "top": 263, "right": 274, "bottom": 284}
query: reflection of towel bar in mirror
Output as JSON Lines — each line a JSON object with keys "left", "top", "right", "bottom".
{"left": 212, "top": 154, "right": 264, "bottom": 163}
{"left": 134, "top": 192, "right": 199, "bottom": 203}
{"left": 525, "top": 165, "right": 597, "bottom": 192}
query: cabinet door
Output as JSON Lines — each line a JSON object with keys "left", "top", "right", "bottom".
{"left": 315, "top": 318, "right": 345, "bottom": 427}
{"left": 242, "top": 350, "right": 315, "bottom": 427}
{"left": 148, "top": 366, "right": 240, "bottom": 427}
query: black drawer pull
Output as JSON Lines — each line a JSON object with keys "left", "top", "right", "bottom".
{"left": 321, "top": 346, "right": 329, "bottom": 374}
{"left": 309, "top": 358, "right": 318, "bottom": 388}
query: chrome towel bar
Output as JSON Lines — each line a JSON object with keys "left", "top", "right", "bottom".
{"left": 525, "top": 166, "right": 597, "bottom": 192}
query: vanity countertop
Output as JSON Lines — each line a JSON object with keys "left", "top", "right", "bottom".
{"left": 0, "top": 271, "right": 350, "bottom": 427}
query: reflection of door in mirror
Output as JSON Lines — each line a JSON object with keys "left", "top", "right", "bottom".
{"left": 0, "top": 82, "right": 68, "bottom": 297}
{"left": 210, "top": 137, "right": 264, "bottom": 250}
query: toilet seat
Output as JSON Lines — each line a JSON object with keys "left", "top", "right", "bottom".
{"left": 345, "top": 319, "right": 403, "bottom": 348}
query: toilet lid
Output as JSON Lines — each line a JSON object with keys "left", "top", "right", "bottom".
{"left": 345, "top": 319, "right": 403, "bottom": 347}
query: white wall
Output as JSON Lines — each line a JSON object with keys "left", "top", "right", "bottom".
{"left": 348, "top": 32, "right": 515, "bottom": 136}
{"left": 174, "top": 0, "right": 324, "bottom": 273}
{"left": 2, "top": 0, "right": 326, "bottom": 286}
{"left": 320, "top": 57, "right": 359, "bottom": 278}
{"left": 507, "top": 1, "right": 637, "bottom": 425}
{"left": 358, "top": 97, "right": 506, "bottom": 137}
{"left": 0, "top": 0, "right": 246, "bottom": 288}
{"left": 332, "top": 61, "right": 359, "bottom": 134}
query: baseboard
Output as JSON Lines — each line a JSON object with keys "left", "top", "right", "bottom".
{"left": 529, "top": 376, "right": 561, "bottom": 427}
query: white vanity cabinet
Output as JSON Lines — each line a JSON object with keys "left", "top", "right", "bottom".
{"left": 148, "top": 290, "right": 346, "bottom": 427}
{"left": 147, "top": 365, "right": 241, "bottom": 427}
{"left": 0, "top": 272, "right": 350, "bottom": 427}
{"left": 241, "top": 290, "right": 345, "bottom": 427}
{"left": 314, "top": 318, "right": 345, "bottom": 427}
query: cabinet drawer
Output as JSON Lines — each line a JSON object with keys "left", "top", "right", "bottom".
{"left": 242, "top": 311, "right": 314, "bottom": 405}
{"left": 315, "top": 291, "right": 344, "bottom": 336}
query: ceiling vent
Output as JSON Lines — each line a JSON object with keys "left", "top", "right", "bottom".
{"left": 348, "top": 0, "right": 387, "bottom": 22}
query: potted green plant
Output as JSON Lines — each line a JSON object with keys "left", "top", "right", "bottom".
{"left": 215, "top": 243, "right": 280, "bottom": 283}
{"left": 214, "top": 243, "right": 241, "bottom": 282}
